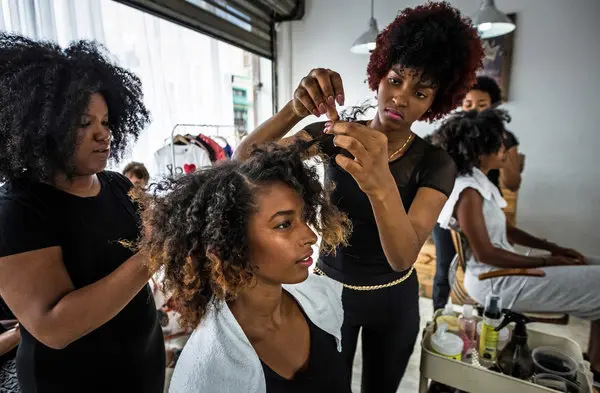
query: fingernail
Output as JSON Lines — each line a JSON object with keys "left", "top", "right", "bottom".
{"left": 319, "top": 103, "right": 327, "bottom": 114}
{"left": 337, "top": 94, "right": 345, "bottom": 105}
{"left": 312, "top": 109, "right": 320, "bottom": 117}
{"left": 327, "top": 96, "right": 335, "bottom": 106}
{"left": 324, "top": 125, "right": 332, "bottom": 134}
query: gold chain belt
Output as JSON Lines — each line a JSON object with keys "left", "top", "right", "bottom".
{"left": 313, "top": 266, "right": 414, "bottom": 291}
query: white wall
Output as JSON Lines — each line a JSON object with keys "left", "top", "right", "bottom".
{"left": 278, "top": 0, "right": 600, "bottom": 254}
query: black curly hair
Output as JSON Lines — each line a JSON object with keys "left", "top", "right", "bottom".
{"left": 366, "top": 1, "right": 484, "bottom": 121}
{"left": 0, "top": 33, "right": 150, "bottom": 183}
{"left": 471, "top": 75, "right": 503, "bottom": 106}
{"left": 136, "top": 142, "right": 351, "bottom": 328}
{"left": 431, "top": 109, "right": 510, "bottom": 175}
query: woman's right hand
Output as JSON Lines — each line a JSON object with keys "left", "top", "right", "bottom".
{"left": 292, "top": 68, "right": 345, "bottom": 120}
{"left": 545, "top": 255, "right": 585, "bottom": 266}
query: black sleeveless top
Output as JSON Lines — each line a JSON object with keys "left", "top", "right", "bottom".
{"left": 305, "top": 121, "right": 457, "bottom": 286}
{"left": 261, "top": 307, "right": 351, "bottom": 393}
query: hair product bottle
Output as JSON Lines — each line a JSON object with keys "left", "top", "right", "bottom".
{"left": 459, "top": 304, "right": 477, "bottom": 360}
{"left": 478, "top": 293, "right": 503, "bottom": 367}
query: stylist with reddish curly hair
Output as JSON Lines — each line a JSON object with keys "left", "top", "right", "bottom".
{"left": 236, "top": 2, "right": 484, "bottom": 392}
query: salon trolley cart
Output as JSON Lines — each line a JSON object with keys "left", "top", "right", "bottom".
{"left": 419, "top": 310, "right": 594, "bottom": 393}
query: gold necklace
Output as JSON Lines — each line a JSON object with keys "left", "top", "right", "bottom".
{"left": 388, "top": 133, "right": 415, "bottom": 161}
{"left": 365, "top": 120, "right": 415, "bottom": 161}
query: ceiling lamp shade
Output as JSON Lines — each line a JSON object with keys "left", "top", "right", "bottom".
{"left": 473, "top": 0, "right": 516, "bottom": 39}
{"left": 351, "top": 0, "right": 379, "bottom": 54}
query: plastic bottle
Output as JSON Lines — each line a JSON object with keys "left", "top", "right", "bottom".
{"left": 477, "top": 321, "right": 511, "bottom": 351}
{"left": 496, "top": 310, "right": 534, "bottom": 380}
{"left": 437, "top": 300, "right": 460, "bottom": 332}
{"left": 442, "top": 300, "right": 458, "bottom": 317}
{"left": 458, "top": 304, "right": 477, "bottom": 359}
{"left": 478, "top": 293, "right": 503, "bottom": 366}
{"left": 431, "top": 323, "right": 464, "bottom": 361}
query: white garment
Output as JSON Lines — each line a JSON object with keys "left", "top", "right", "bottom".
{"left": 437, "top": 168, "right": 526, "bottom": 306}
{"left": 438, "top": 168, "right": 600, "bottom": 317}
{"left": 438, "top": 168, "right": 515, "bottom": 276}
{"left": 168, "top": 273, "right": 343, "bottom": 393}
{"left": 152, "top": 144, "right": 212, "bottom": 180}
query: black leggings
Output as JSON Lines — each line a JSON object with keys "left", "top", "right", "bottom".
{"left": 431, "top": 223, "right": 456, "bottom": 311}
{"left": 341, "top": 272, "right": 420, "bottom": 393}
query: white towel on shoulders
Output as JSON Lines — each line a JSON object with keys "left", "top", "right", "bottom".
{"left": 168, "top": 273, "right": 343, "bottom": 393}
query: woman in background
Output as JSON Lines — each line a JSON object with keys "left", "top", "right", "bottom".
{"left": 0, "top": 33, "right": 164, "bottom": 392}
{"left": 461, "top": 75, "right": 522, "bottom": 192}
{"left": 236, "top": 3, "right": 484, "bottom": 391}
{"left": 123, "top": 161, "right": 150, "bottom": 189}
{"left": 433, "top": 109, "right": 600, "bottom": 387}
{"left": 432, "top": 75, "right": 523, "bottom": 311}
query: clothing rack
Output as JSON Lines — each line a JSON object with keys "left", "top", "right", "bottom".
{"left": 169, "top": 123, "right": 235, "bottom": 175}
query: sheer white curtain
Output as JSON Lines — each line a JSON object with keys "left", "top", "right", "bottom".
{"left": 1, "top": 0, "right": 271, "bottom": 175}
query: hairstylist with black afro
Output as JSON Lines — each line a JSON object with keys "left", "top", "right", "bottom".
{"left": 0, "top": 34, "right": 164, "bottom": 393}
{"left": 236, "top": 2, "right": 484, "bottom": 392}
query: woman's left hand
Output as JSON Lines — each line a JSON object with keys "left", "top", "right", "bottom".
{"left": 551, "top": 246, "right": 586, "bottom": 264}
{"left": 325, "top": 121, "right": 396, "bottom": 200}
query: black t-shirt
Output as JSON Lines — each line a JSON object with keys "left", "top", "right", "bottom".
{"left": 261, "top": 307, "right": 351, "bottom": 393}
{"left": 487, "top": 130, "right": 519, "bottom": 191}
{"left": 0, "top": 171, "right": 165, "bottom": 393}
{"left": 305, "top": 121, "right": 457, "bottom": 286}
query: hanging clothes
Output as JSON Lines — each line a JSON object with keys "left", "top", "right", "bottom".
{"left": 223, "top": 143, "right": 233, "bottom": 159}
{"left": 197, "top": 134, "right": 227, "bottom": 161}
{"left": 188, "top": 135, "right": 217, "bottom": 162}
{"left": 153, "top": 143, "right": 211, "bottom": 179}
{"left": 209, "top": 136, "right": 233, "bottom": 159}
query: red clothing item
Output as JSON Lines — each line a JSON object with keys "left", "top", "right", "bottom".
{"left": 197, "top": 134, "right": 227, "bottom": 161}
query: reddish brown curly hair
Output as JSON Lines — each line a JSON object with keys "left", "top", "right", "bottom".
{"left": 367, "top": 1, "right": 484, "bottom": 121}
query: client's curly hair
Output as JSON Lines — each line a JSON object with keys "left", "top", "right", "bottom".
{"left": 137, "top": 143, "right": 351, "bottom": 329}
{"left": 0, "top": 33, "right": 149, "bottom": 183}
{"left": 367, "top": 1, "right": 484, "bottom": 121}
{"left": 431, "top": 109, "right": 510, "bottom": 175}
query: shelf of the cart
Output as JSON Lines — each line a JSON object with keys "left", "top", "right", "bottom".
{"left": 419, "top": 318, "right": 593, "bottom": 393}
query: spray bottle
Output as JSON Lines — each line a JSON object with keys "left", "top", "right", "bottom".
{"left": 478, "top": 293, "right": 503, "bottom": 366}
{"left": 496, "top": 310, "right": 534, "bottom": 380}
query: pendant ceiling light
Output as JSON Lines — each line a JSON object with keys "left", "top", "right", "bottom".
{"left": 351, "top": 0, "right": 379, "bottom": 54}
{"left": 473, "top": 0, "right": 516, "bottom": 39}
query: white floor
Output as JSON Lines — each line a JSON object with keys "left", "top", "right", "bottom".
{"left": 349, "top": 297, "right": 591, "bottom": 393}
